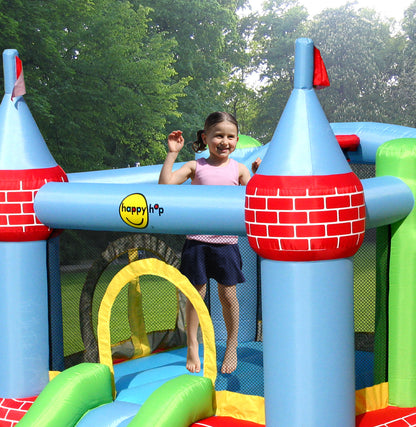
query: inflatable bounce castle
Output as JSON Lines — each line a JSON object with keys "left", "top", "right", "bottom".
{"left": 2, "top": 38, "right": 416, "bottom": 426}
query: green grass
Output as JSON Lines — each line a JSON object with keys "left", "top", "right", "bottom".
{"left": 61, "top": 266, "right": 178, "bottom": 357}
{"left": 60, "top": 240, "right": 379, "bottom": 357}
{"left": 61, "top": 269, "right": 89, "bottom": 356}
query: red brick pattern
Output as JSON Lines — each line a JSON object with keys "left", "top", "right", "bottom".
{"left": 372, "top": 411, "right": 416, "bottom": 426}
{"left": 0, "top": 397, "right": 36, "bottom": 426}
{"left": 0, "top": 166, "right": 67, "bottom": 242}
{"left": 245, "top": 173, "right": 365, "bottom": 261}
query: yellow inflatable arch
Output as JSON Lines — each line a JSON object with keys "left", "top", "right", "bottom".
{"left": 96, "top": 258, "right": 217, "bottom": 395}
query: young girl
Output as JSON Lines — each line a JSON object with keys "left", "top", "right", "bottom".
{"left": 159, "top": 112, "right": 260, "bottom": 374}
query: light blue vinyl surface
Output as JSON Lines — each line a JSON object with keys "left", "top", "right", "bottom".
{"left": 35, "top": 175, "right": 414, "bottom": 234}
{"left": 5, "top": 39, "right": 416, "bottom": 427}
{"left": 0, "top": 241, "right": 50, "bottom": 397}
{"left": 34, "top": 182, "right": 246, "bottom": 235}
{"left": 258, "top": 39, "right": 351, "bottom": 177}
{"left": 0, "top": 50, "right": 57, "bottom": 170}
{"left": 76, "top": 401, "right": 141, "bottom": 427}
{"left": 261, "top": 258, "right": 355, "bottom": 427}
{"left": 331, "top": 122, "right": 416, "bottom": 163}
{"left": 258, "top": 88, "right": 351, "bottom": 177}
{"left": 114, "top": 347, "right": 202, "bottom": 406}
{"left": 362, "top": 176, "right": 414, "bottom": 228}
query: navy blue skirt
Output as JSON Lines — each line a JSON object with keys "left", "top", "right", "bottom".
{"left": 180, "top": 239, "right": 245, "bottom": 287}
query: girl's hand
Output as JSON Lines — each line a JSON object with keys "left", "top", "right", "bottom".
{"left": 252, "top": 157, "right": 261, "bottom": 174}
{"left": 168, "top": 130, "right": 184, "bottom": 153}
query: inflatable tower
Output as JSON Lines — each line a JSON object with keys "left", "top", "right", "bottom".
{"left": 0, "top": 49, "right": 67, "bottom": 397}
{"left": 245, "top": 38, "right": 365, "bottom": 426}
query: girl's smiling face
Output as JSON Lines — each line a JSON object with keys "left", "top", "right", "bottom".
{"left": 202, "top": 120, "right": 239, "bottom": 164}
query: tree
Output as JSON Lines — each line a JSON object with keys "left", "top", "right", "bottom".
{"left": 307, "top": 3, "right": 397, "bottom": 124}
{"left": 387, "top": 1, "right": 416, "bottom": 127}
{"left": 134, "top": 0, "right": 246, "bottom": 160}
{"left": 246, "top": 0, "right": 308, "bottom": 142}
{"left": 0, "top": 0, "right": 189, "bottom": 172}
{"left": 219, "top": 10, "right": 260, "bottom": 136}
{"left": 222, "top": 76, "right": 259, "bottom": 136}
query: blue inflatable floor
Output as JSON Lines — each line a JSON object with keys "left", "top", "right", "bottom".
{"left": 77, "top": 343, "right": 375, "bottom": 425}
{"left": 112, "top": 341, "right": 373, "bottom": 401}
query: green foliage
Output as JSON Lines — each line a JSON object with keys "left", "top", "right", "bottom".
{"left": 3, "top": 0, "right": 415, "bottom": 169}
{"left": 388, "top": 1, "right": 416, "bottom": 127}
{"left": 3, "top": 0, "right": 416, "bottom": 261}
{"left": 307, "top": 4, "right": 397, "bottom": 123}
{"left": 250, "top": 78, "right": 293, "bottom": 143}
{"left": 1, "top": 0, "right": 189, "bottom": 171}
{"left": 135, "top": 0, "right": 244, "bottom": 160}
{"left": 251, "top": 0, "right": 308, "bottom": 81}
{"left": 222, "top": 77, "right": 259, "bottom": 136}
{"left": 241, "top": 0, "right": 307, "bottom": 142}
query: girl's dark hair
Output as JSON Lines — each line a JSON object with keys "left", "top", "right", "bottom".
{"left": 192, "top": 112, "right": 239, "bottom": 153}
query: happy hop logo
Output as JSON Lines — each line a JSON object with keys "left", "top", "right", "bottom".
{"left": 119, "top": 193, "right": 164, "bottom": 229}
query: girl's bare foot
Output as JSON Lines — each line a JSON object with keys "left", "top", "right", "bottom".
{"left": 186, "top": 342, "right": 201, "bottom": 373}
{"left": 221, "top": 345, "right": 237, "bottom": 374}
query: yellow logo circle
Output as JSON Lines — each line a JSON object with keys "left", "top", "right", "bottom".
{"left": 119, "top": 193, "right": 149, "bottom": 229}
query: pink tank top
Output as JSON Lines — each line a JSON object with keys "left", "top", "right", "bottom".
{"left": 187, "top": 157, "right": 239, "bottom": 244}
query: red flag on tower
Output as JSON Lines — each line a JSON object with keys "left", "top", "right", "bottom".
{"left": 11, "top": 56, "right": 26, "bottom": 100}
{"left": 313, "top": 47, "right": 330, "bottom": 89}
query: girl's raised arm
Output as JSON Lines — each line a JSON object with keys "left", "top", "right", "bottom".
{"left": 238, "top": 163, "right": 251, "bottom": 186}
{"left": 159, "top": 131, "right": 195, "bottom": 185}
{"left": 238, "top": 157, "right": 261, "bottom": 186}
